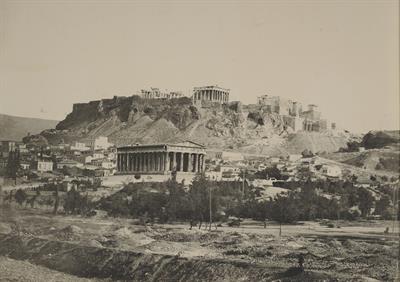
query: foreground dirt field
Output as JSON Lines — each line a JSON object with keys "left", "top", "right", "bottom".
{"left": 0, "top": 207, "right": 398, "bottom": 281}
{"left": 0, "top": 256, "right": 109, "bottom": 282}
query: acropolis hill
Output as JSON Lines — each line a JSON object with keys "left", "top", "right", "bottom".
{"left": 27, "top": 87, "right": 352, "bottom": 156}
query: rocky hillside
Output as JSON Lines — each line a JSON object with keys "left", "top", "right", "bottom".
{"left": 26, "top": 95, "right": 351, "bottom": 156}
{"left": 0, "top": 113, "right": 58, "bottom": 141}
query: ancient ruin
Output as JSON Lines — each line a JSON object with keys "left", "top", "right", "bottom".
{"left": 192, "top": 85, "right": 230, "bottom": 104}
{"left": 116, "top": 141, "right": 206, "bottom": 175}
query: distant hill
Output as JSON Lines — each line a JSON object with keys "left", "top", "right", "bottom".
{"left": 323, "top": 130, "right": 400, "bottom": 174}
{"left": 0, "top": 113, "right": 58, "bottom": 141}
{"left": 24, "top": 96, "right": 352, "bottom": 156}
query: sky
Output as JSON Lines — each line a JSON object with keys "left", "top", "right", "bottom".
{"left": 0, "top": 0, "right": 398, "bottom": 133}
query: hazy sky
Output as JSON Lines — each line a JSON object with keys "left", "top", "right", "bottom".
{"left": 0, "top": 0, "right": 398, "bottom": 133}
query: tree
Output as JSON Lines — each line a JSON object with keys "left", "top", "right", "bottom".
{"left": 374, "top": 195, "right": 391, "bottom": 219}
{"left": 165, "top": 179, "right": 190, "bottom": 222}
{"left": 63, "top": 188, "right": 94, "bottom": 215}
{"left": 6, "top": 150, "right": 20, "bottom": 184}
{"left": 255, "top": 166, "right": 284, "bottom": 180}
{"left": 53, "top": 184, "right": 60, "bottom": 214}
{"left": 188, "top": 174, "right": 219, "bottom": 229}
{"left": 268, "top": 193, "right": 298, "bottom": 236}
{"left": 14, "top": 189, "right": 27, "bottom": 206}
{"left": 357, "top": 188, "right": 374, "bottom": 217}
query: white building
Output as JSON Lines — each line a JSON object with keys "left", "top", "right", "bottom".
{"left": 92, "top": 136, "right": 112, "bottom": 150}
{"left": 288, "top": 154, "right": 302, "bottom": 162}
{"left": 101, "top": 161, "right": 115, "bottom": 170}
{"left": 57, "top": 160, "right": 84, "bottom": 169}
{"left": 93, "top": 152, "right": 105, "bottom": 160}
{"left": 71, "top": 142, "right": 90, "bottom": 152}
{"left": 322, "top": 164, "right": 342, "bottom": 178}
{"left": 37, "top": 160, "right": 53, "bottom": 172}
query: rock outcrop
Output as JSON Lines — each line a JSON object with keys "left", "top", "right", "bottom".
{"left": 25, "top": 95, "right": 351, "bottom": 155}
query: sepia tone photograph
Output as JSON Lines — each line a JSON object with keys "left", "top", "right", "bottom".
{"left": 0, "top": 0, "right": 399, "bottom": 281}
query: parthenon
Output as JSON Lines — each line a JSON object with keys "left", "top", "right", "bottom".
{"left": 116, "top": 141, "right": 206, "bottom": 174}
{"left": 193, "top": 85, "right": 230, "bottom": 104}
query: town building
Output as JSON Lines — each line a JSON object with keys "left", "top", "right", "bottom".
{"left": 83, "top": 136, "right": 113, "bottom": 150}
{"left": 321, "top": 164, "right": 342, "bottom": 178}
{"left": 71, "top": 141, "right": 90, "bottom": 152}
{"left": 37, "top": 159, "right": 53, "bottom": 172}
{"left": 192, "top": 85, "right": 230, "bottom": 105}
{"left": 207, "top": 150, "right": 244, "bottom": 162}
{"left": 1, "top": 140, "right": 18, "bottom": 158}
{"left": 57, "top": 160, "right": 84, "bottom": 169}
{"left": 116, "top": 141, "right": 206, "bottom": 175}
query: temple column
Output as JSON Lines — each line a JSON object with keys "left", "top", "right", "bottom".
{"left": 193, "top": 154, "right": 197, "bottom": 172}
{"left": 197, "top": 154, "right": 201, "bottom": 172}
{"left": 145, "top": 153, "right": 149, "bottom": 172}
{"left": 200, "top": 154, "right": 204, "bottom": 172}
{"left": 189, "top": 154, "right": 192, "bottom": 172}
{"left": 179, "top": 152, "right": 184, "bottom": 171}
{"left": 160, "top": 153, "right": 164, "bottom": 171}
{"left": 155, "top": 153, "right": 159, "bottom": 171}
{"left": 142, "top": 153, "right": 146, "bottom": 172}
{"left": 158, "top": 152, "right": 162, "bottom": 171}
{"left": 164, "top": 152, "right": 169, "bottom": 171}
{"left": 137, "top": 153, "right": 140, "bottom": 172}
{"left": 152, "top": 153, "right": 155, "bottom": 171}
{"left": 172, "top": 152, "right": 177, "bottom": 171}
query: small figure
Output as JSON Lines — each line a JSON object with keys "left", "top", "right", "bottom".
{"left": 384, "top": 227, "right": 389, "bottom": 234}
{"left": 298, "top": 254, "right": 305, "bottom": 272}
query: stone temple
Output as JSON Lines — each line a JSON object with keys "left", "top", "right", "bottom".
{"left": 192, "top": 85, "right": 230, "bottom": 104}
{"left": 116, "top": 141, "right": 206, "bottom": 175}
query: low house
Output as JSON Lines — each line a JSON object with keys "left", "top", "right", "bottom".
{"left": 220, "top": 165, "right": 241, "bottom": 180}
{"left": 205, "top": 171, "right": 222, "bottom": 181}
{"left": 93, "top": 152, "right": 105, "bottom": 160}
{"left": 57, "top": 160, "right": 84, "bottom": 169}
{"left": 20, "top": 162, "right": 30, "bottom": 170}
{"left": 71, "top": 142, "right": 90, "bottom": 152}
{"left": 288, "top": 154, "right": 302, "bottom": 162}
{"left": 322, "top": 164, "right": 342, "bottom": 178}
{"left": 101, "top": 161, "right": 115, "bottom": 170}
{"left": 37, "top": 159, "right": 53, "bottom": 172}
{"left": 269, "top": 157, "right": 280, "bottom": 164}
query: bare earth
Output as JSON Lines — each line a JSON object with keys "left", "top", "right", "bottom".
{"left": 0, "top": 206, "right": 398, "bottom": 281}
{"left": 0, "top": 256, "right": 106, "bottom": 282}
